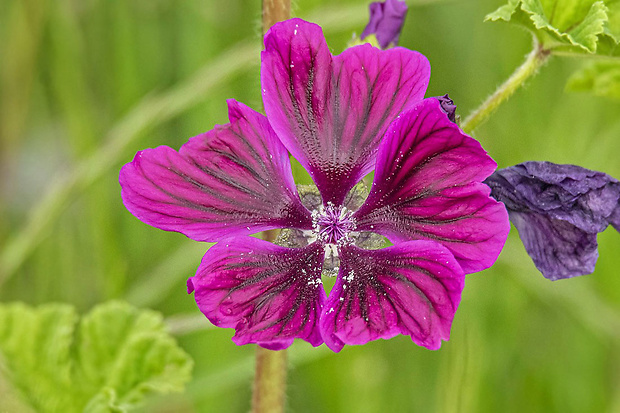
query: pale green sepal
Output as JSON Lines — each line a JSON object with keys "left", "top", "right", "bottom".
{"left": 566, "top": 60, "right": 620, "bottom": 98}
{"left": 0, "top": 301, "right": 192, "bottom": 413}
{"left": 347, "top": 33, "right": 381, "bottom": 49}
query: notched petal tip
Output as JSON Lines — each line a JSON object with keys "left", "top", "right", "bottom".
{"left": 263, "top": 18, "right": 323, "bottom": 46}
{"left": 225, "top": 99, "right": 248, "bottom": 122}
{"left": 320, "top": 242, "right": 464, "bottom": 352}
{"left": 186, "top": 278, "right": 195, "bottom": 294}
{"left": 486, "top": 161, "right": 620, "bottom": 280}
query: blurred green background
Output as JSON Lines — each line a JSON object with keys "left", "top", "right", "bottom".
{"left": 1, "top": 0, "right": 619, "bottom": 411}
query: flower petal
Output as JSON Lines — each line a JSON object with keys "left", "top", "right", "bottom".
{"left": 119, "top": 100, "right": 312, "bottom": 242}
{"left": 353, "top": 99, "right": 510, "bottom": 273}
{"left": 262, "top": 18, "right": 430, "bottom": 205}
{"left": 320, "top": 242, "right": 464, "bottom": 352}
{"left": 485, "top": 161, "right": 620, "bottom": 280}
{"left": 187, "top": 238, "right": 326, "bottom": 349}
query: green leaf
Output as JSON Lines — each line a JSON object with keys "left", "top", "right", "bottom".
{"left": 486, "top": 0, "right": 620, "bottom": 56}
{"left": 566, "top": 60, "right": 620, "bottom": 98}
{"left": 0, "top": 303, "right": 77, "bottom": 411}
{"left": 605, "top": 0, "right": 620, "bottom": 40}
{"left": 0, "top": 301, "right": 193, "bottom": 413}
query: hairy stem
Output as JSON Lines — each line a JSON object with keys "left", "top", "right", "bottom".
{"left": 252, "top": 230, "right": 288, "bottom": 413}
{"left": 461, "top": 40, "right": 551, "bottom": 134}
{"left": 263, "top": 0, "right": 291, "bottom": 35}
{"left": 252, "top": 346, "right": 288, "bottom": 413}
{"left": 251, "top": 2, "right": 291, "bottom": 411}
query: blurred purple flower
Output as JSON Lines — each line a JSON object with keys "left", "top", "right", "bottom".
{"left": 361, "top": 0, "right": 408, "bottom": 49}
{"left": 485, "top": 161, "right": 620, "bottom": 280}
{"left": 120, "top": 19, "right": 509, "bottom": 352}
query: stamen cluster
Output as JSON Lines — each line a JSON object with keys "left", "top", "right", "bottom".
{"left": 311, "top": 202, "right": 356, "bottom": 246}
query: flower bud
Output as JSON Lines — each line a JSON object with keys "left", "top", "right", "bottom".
{"left": 361, "top": 0, "right": 408, "bottom": 49}
{"left": 434, "top": 94, "right": 457, "bottom": 122}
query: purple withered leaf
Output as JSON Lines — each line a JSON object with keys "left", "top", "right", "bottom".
{"left": 612, "top": 206, "right": 620, "bottom": 232}
{"left": 119, "top": 100, "right": 313, "bottom": 242}
{"left": 187, "top": 237, "right": 326, "bottom": 350}
{"left": 485, "top": 161, "right": 620, "bottom": 280}
{"left": 361, "top": 0, "right": 408, "bottom": 49}
{"left": 261, "top": 18, "right": 430, "bottom": 206}
{"left": 353, "top": 99, "right": 510, "bottom": 273}
{"left": 320, "top": 241, "right": 464, "bottom": 352}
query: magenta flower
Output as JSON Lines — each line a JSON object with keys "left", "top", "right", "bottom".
{"left": 119, "top": 19, "right": 509, "bottom": 352}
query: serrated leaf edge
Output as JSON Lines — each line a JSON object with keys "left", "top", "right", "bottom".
{"left": 486, "top": 0, "right": 613, "bottom": 53}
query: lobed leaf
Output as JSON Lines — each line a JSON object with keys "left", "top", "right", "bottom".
{"left": 0, "top": 301, "right": 192, "bottom": 413}
{"left": 486, "top": 0, "right": 620, "bottom": 56}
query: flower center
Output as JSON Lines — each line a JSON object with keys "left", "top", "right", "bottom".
{"left": 312, "top": 202, "right": 356, "bottom": 245}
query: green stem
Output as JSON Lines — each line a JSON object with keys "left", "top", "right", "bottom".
{"left": 252, "top": 347, "right": 288, "bottom": 413}
{"left": 251, "top": 228, "right": 287, "bottom": 413}
{"left": 250, "top": 2, "right": 291, "bottom": 412}
{"left": 262, "top": 0, "right": 291, "bottom": 34}
{"left": 461, "top": 40, "right": 551, "bottom": 134}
